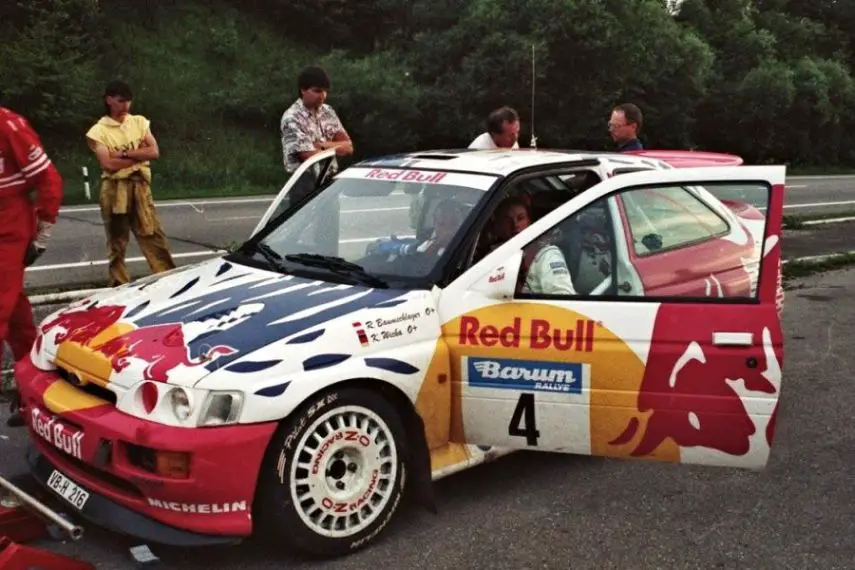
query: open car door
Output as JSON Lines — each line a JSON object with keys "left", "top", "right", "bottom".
{"left": 251, "top": 149, "right": 336, "bottom": 237}
{"left": 440, "top": 165, "right": 785, "bottom": 470}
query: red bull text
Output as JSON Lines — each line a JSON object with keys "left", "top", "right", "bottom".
{"left": 458, "top": 316, "right": 596, "bottom": 352}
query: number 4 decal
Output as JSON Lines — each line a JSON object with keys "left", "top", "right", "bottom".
{"left": 508, "top": 393, "right": 540, "bottom": 446}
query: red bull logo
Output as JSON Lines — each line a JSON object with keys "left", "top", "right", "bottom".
{"left": 93, "top": 323, "right": 237, "bottom": 383}
{"left": 458, "top": 316, "right": 596, "bottom": 352}
{"left": 609, "top": 304, "right": 782, "bottom": 459}
{"left": 364, "top": 168, "right": 446, "bottom": 184}
{"left": 40, "top": 302, "right": 238, "bottom": 385}
{"left": 41, "top": 303, "right": 125, "bottom": 345}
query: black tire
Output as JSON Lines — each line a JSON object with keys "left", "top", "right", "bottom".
{"left": 255, "top": 386, "right": 408, "bottom": 557}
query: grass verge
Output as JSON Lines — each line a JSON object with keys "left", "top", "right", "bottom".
{"left": 782, "top": 251, "right": 855, "bottom": 284}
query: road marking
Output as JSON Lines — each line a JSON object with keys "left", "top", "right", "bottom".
{"left": 64, "top": 205, "right": 410, "bottom": 219}
{"left": 787, "top": 184, "right": 807, "bottom": 188}
{"left": 210, "top": 216, "right": 259, "bottom": 222}
{"left": 206, "top": 206, "right": 410, "bottom": 222}
{"left": 802, "top": 216, "right": 855, "bottom": 226}
{"left": 342, "top": 207, "right": 409, "bottom": 214}
{"left": 784, "top": 200, "right": 855, "bottom": 209}
{"left": 341, "top": 235, "right": 415, "bottom": 244}
{"left": 60, "top": 197, "right": 274, "bottom": 213}
{"left": 25, "top": 250, "right": 224, "bottom": 272}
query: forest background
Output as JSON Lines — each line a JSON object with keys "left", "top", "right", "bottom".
{"left": 3, "top": 0, "right": 854, "bottom": 204}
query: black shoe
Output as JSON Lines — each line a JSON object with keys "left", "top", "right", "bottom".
{"left": 6, "top": 409, "right": 23, "bottom": 427}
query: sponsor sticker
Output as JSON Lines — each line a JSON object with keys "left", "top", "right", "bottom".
{"left": 31, "top": 407, "right": 84, "bottom": 460}
{"left": 146, "top": 498, "right": 248, "bottom": 514}
{"left": 465, "top": 356, "right": 585, "bottom": 394}
{"left": 337, "top": 167, "right": 497, "bottom": 191}
{"left": 459, "top": 316, "right": 597, "bottom": 352}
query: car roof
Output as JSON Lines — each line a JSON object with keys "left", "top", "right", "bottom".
{"left": 353, "top": 148, "right": 743, "bottom": 177}
{"left": 354, "top": 148, "right": 673, "bottom": 176}
{"left": 625, "top": 149, "right": 744, "bottom": 167}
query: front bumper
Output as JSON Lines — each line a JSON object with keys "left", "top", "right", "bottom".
{"left": 26, "top": 446, "right": 239, "bottom": 547}
{"left": 15, "top": 355, "right": 278, "bottom": 545}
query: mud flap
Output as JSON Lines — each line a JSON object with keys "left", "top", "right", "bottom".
{"left": 402, "top": 411, "right": 437, "bottom": 514}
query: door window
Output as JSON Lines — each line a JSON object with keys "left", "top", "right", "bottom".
{"left": 514, "top": 181, "right": 771, "bottom": 300}
{"left": 621, "top": 186, "right": 729, "bottom": 255}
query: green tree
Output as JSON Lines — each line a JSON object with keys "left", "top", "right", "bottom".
{"left": 0, "top": 0, "right": 104, "bottom": 134}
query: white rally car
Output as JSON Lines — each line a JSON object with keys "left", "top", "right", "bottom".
{"left": 15, "top": 148, "right": 786, "bottom": 557}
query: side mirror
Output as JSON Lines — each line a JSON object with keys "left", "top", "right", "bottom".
{"left": 470, "top": 250, "right": 522, "bottom": 300}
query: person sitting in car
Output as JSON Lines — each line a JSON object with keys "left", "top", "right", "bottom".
{"left": 491, "top": 196, "right": 577, "bottom": 296}
{"left": 367, "top": 199, "right": 466, "bottom": 260}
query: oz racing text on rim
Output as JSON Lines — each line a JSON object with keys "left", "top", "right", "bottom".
{"left": 290, "top": 405, "right": 399, "bottom": 538}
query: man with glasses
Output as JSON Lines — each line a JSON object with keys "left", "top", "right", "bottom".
{"left": 608, "top": 103, "right": 644, "bottom": 152}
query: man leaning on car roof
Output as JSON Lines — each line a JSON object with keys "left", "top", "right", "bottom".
{"left": 468, "top": 106, "right": 521, "bottom": 150}
{"left": 280, "top": 66, "right": 353, "bottom": 202}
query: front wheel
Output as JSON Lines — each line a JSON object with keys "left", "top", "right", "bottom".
{"left": 255, "top": 387, "right": 408, "bottom": 557}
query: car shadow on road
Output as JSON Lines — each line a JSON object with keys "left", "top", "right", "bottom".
{"left": 114, "top": 451, "right": 596, "bottom": 569}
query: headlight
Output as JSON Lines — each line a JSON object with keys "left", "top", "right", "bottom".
{"left": 198, "top": 391, "right": 244, "bottom": 427}
{"left": 169, "top": 387, "right": 193, "bottom": 421}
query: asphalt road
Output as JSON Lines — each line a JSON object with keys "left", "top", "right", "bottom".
{"left": 1, "top": 266, "right": 854, "bottom": 569}
{"left": 23, "top": 174, "right": 855, "bottom": 292}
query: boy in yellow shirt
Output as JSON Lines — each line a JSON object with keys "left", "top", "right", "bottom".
{"left": 85, "top": 80, "right": 175, "bottom": 286}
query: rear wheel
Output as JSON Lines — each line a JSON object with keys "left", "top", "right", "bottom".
{"left": 255, "top": 387, "right": 408, "bottom": 557}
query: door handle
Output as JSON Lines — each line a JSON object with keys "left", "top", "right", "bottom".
{"left": 712, "top": 332, "right": 753, "bottom": 346}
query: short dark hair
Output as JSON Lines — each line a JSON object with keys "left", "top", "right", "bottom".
{"left": 298, "top": 66, "right": 331, "bottom": 96}
{"left": 495, "top": 195, "right": 530, "bottom": 219}
{"left": 613, "top": 103, "right": 643, "bottom": 131}
{"left": 486, "top": 106, "right": 519, "bottom": 135}
{"left": 104, "top": 80, "right": 133, "bottom": 100}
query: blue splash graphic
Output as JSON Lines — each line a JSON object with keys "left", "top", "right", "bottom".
{"left": 372, "top": 298, "right": 408, "bottom": 309}
{"left": 303, "top": 354, "right": 351, "bottom": 371}
{"left": 215, "top": 262, "right": 232, "bottom": 277}
{"left": 135, "top": 274, "right": 404, "bottom": 371}
{"left": 365, "top": 358, "right": 420, "bottom": 375}
{"left": 255, "top": 382, "right": 290, "bottom": 397}
{"left": 125, "top": 301, "right": 150, "bottom": 319}
{"left": 225, "top": 359, "right": 283, "bottom": 373}
{"left": 170, "top": 277, "right": 201, "bottom": 299}
{"left": 286, "top": 329, "right": 325, "bottom": 344}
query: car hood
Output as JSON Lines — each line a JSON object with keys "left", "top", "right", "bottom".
{"left": 35, "top": 257, "right": 420, "bottom": 389}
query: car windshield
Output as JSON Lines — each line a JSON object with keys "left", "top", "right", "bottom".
{"left": 254, "top": 166, "right": 498, "bottom": 285}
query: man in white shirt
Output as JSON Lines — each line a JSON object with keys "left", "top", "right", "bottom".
{"left": 468, "top": 106, "right": 521, "bottom": 150}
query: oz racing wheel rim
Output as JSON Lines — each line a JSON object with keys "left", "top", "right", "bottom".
{"left": 289, "top": 405, "right": 399, "bottom": 538}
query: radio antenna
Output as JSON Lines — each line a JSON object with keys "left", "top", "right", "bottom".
{"left": 530, "top": 43, "right": 538, "bottom": 150}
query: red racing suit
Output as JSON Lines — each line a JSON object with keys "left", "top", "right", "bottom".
{"left": 0, "top": 106, "right": 63, "bottom": 366}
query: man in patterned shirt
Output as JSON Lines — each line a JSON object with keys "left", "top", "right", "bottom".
{"left": 280, "top": 66, "right": 353, "bottom": 204}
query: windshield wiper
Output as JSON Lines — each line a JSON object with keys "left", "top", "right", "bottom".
{"left": 284, "top": 253, "right": 388, "bottom": 288}
{"left": 245, "top": 242, "right": 290, "bottom": 274}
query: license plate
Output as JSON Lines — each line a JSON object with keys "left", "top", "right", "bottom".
{"left": 46, "top": 469, "right": 90, "bottom": 510}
